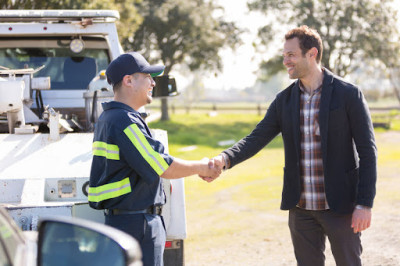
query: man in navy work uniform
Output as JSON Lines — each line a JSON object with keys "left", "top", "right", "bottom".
{"left": 89, "top": 52, "right": 221, "bottom": 266}
{"left": 207, "top": 26, "right": 377, "bottom": 265}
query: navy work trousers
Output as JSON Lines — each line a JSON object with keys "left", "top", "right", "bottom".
{"left": 289, "top": 207, "right": 362, "bottom": 266}
{"left": 105, "top": 213, "right": 166, "bottom": 266}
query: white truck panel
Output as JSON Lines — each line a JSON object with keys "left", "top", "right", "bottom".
{"left": 0, "top": 133, "right": 93, "bottom": 180}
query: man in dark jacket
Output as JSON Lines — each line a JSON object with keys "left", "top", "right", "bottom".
{"left": 208, "top": 26, "right": 377, "bottom": 266}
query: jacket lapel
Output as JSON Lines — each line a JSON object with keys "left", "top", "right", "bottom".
{"left": 291, "top": 80, "right": 301, "bottom": 159}
{"left": 319, "top": 69, "right": 334, "bottom": 163}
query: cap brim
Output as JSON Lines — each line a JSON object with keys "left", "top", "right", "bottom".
{"left": 143, "top": 65, "right": 165, "bottom": 77}
{"left": 150, "top": 70, "right": 164, "bottom": 77}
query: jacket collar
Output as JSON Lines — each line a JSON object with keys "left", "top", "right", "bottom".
{"left": 101, "top": 101, "right": 139, "bottom": 114}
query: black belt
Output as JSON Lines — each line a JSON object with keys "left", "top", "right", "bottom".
{"left": 105, "top": 205, "right": 163, "bottom": 216}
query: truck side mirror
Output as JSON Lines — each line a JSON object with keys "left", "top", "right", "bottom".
{"left": 153, "top": 75, "right": 179, "bottom": 97}
{"left": 37, "top": 217, "right": 142, "bottom": 266}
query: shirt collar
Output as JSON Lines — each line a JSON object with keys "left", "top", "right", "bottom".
{"left": 299, "top": 81, "right": 323, "bottom": 95}
{"left": 298, "top": 68, "right": 325, "bottom": 95}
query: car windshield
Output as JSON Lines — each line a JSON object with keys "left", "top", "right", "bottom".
{"left": 0, "top": 37, "right": 110, "bottom": 90}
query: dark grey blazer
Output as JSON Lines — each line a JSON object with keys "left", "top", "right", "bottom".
{"left": 223, "top": 69, "right": 377, "bottom": 214}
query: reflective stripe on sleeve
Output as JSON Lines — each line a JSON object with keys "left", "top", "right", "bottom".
{"left": 92, "top": 141, "right": 120, "bottom": 160}
{"left": 88, "top": 177, "right": 131, "bottom": 203}
{"left": 123, "top": 124, "right": 169, "bottom": 176}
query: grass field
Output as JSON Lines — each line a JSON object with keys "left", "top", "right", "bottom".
{"left": 149, "top": 113, "right": 400, "bottom": 265}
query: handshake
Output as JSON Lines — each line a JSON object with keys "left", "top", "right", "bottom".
{"left": 198, "top": 154, "right": 226, "bottom": 183}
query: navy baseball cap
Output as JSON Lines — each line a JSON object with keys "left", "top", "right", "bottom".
{"left": 106, "top": 52, "right": 165, "bottom": 85}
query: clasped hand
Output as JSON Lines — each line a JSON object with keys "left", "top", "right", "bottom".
{"left": 199, "top": 155, "right": 225, "bottom": 182}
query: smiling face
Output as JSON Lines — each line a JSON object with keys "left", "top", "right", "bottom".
{"left": 113, "top": 72, "right": 157, "bottom": 110}
{"left": 283, "top": 37, "right": 312, "bottom": 80}
{"left": 131, "top": 72, "right": 156, "bottom": 106}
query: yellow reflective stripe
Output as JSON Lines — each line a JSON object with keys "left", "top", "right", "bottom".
{"left": 88, "top": 177, "right": 131, "bottom": 203}
{"left": 123, "top": 124, "right": 169, "bottom": 175}
{"left": 92, "top": 141, "right": 120, "bottom": 160}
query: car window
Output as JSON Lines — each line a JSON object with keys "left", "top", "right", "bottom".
{"left": 39, "top": 222, "right": 125, "bottom": 266}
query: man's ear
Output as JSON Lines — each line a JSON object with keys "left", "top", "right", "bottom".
{"left": 308, "top": 47, "right": 318, "bottom": 59}
{"left": 122, "top": 75, "right": 132, "bottom": 86}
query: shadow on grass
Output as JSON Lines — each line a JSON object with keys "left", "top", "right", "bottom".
{"left": 149, "top": 118, "right": 283, "bottom": 149}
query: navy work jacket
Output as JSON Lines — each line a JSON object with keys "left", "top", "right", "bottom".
{"left": 88, "top": 101, "right": 174, "bottom": 211}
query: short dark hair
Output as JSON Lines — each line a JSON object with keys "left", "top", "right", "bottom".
{"left": 113, "top": 80, "right": 123, "bottom": 93}
{"left": 285, "top": 25, "right": 323, "bottom": 63}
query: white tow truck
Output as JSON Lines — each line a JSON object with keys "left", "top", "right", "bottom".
{"left": 0, "top": 10, "right": 185, "bottom": 265}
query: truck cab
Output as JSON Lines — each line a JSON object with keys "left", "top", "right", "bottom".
{"left": 0, "top": 10, "right": 121, "bottom": 129}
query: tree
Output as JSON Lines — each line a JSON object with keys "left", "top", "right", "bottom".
{"left": 248, "top": 0, "right": 400, "bottom": 104}
{"left": 130, "top": 0, "right": 243, "bottom": 120}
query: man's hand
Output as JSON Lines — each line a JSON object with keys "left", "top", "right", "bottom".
{"left": 351, "top": 207, "right": 372, "bottom": 233}
{"left": 213, "top": 154, "right": 226, "bottom": 169}
{"left": 199, "top": 154, "right": 227, "bottom": 182}
{"left": 198, "top": 157, "right": 221, "bottom": 182}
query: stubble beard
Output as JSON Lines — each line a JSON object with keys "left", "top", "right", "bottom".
{"left": 289, "top": 62, "right": 308, "bottom": 80}
{"left": 147, "top": 93, "right": 153, "bottom": 104}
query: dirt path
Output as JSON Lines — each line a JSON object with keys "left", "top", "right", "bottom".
{"left": 185, "top": 131, "right": 400, "bottom": 266}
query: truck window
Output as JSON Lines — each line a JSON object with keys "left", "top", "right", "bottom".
{"left": 0, "top": 37, "right": 110, "bottom": 90}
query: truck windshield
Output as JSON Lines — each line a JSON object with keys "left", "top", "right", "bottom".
{"left": 0, "top": 37, "right": 110, "bottom": 90}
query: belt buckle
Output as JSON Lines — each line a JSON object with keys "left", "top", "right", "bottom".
{"left": 157, "top": 205, "right": 162, "bottom": 215}
{"left": 150, "top": 205, "right": 162, "bottom": 215}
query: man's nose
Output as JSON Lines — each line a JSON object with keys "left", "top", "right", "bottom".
{"left": 283, "top": 57, "right": 289, "bottom": 66}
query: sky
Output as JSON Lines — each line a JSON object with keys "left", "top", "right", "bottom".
{"left": 201, "top": 0, "right": 266, "bottom": 90}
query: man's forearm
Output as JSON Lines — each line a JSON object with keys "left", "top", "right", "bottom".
{"left": 161, "top": 158, "right": 220, "bottom": 179}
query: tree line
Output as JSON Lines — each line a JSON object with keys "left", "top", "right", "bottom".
{"left": 2, "top": 0, "right": 400, "bottom": 120}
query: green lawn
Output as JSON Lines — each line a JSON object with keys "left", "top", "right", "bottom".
{"left": 150, "top": 113, "right": 284, "bottom": 202}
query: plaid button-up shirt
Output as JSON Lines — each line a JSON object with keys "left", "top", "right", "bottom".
{"left": 297, "top": 82, "right": 329, "bottom": 210}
